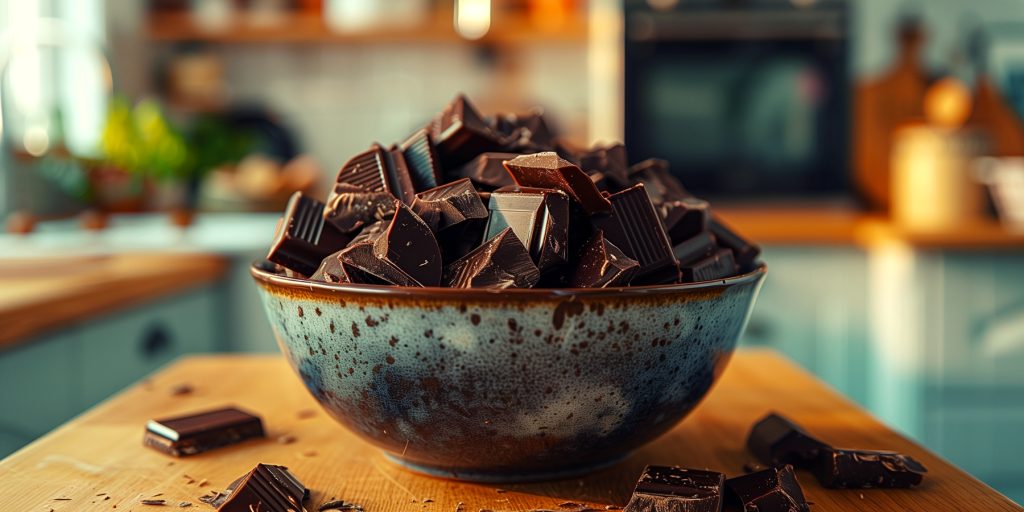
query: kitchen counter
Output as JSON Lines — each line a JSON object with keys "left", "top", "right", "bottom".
{"left": 0, "top": 253, "right": 227, "bottom": 349}
{"left": 0, "top": 350, "right": 1018, "bottom": 511}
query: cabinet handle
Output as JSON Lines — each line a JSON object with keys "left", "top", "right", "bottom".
{"left": 140, "top": 324, "right": 173, "bottom": 358}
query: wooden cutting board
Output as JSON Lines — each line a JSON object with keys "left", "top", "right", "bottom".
{"left": 0, "top": 350, "right": 1019, "bottom": 511}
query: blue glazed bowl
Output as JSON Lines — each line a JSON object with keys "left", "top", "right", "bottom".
{"left": 251, "top": 262, "right": 766, "bottom": 482}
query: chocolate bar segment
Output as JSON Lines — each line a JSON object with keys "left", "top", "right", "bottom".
{"left": 746, "top": 413, "right": 832, "bottom": 467}
{"left": 680, "top": 248, "right": 736, "bottom": 283}
{"left": 709, "top": 216, "right": 761, "bottom": 271}
{"left": 630, "top": 158, "right": 690, "bottom": 204}
{"left": 570, "top": 230, "right": 639, "bottom": 288}
{"left": 625, "top": 465, "right": 724, "bottom": 512}
{"left": 661, "top": 199, "right": 709, "bottom": 245}
{"left": 411, "top": 178, "right": 488, "bottom": 234}
{"left": 591, "top": 183, "right": 678, "bottom": 284}
{"left": 324, "top": 182, "right": 398, "bottom": 234}
{"left": 430, "top": 94, "right": 505, "bottom": 169}
{"left": 579, "top": 143, "right": 630, "bottom": 190}
{"left": 444, "top": 227, "right": 540, "bottom": 289}
{"left": 484, "top": 186, "right": 570, "bottom": 272}
{"left": 814, "top": 449, "right": 927, "bottom": 489}
{"left": 215, "top": 464, "right": 309, "bottom": 512}
{"left": 725, "top": 465, "right": 810, "bottom": 512}
{"left": 454, "top": 152, "right": 519, "bottom": 190}
{"left": 503, "top": 152, "right": 612, "bottom": 214}
{"left": 372, "top": 205, "right": 443, "bottom": 287}
{"left": 673, "top": 231, "right": 717, "bottom": 267}
{"left": 143, "top": 407, "right": 264, "bottom": 457}
{"left": 400, "top": 127, "right": 443, "bottom": 192}
{"left": 331, "top": 143, "right": 416, "bottom": 207}
{"left": 268, "top": 192, "right": 351, "bottom": 277}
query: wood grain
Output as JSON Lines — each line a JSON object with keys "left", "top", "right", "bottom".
{"left": 0, "top": 253, "right": 227, "bottom": 349}
{"left": 0, "top": 350, "right": 1018, "bottom": 511}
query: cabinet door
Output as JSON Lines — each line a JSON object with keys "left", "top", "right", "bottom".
{"left": 77, "top": 287, "right": 221, "bottom": 407}
{"left": 0, "top": 332, "right": 79, "bottom": 438}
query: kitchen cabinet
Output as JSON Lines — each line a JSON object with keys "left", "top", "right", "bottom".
{"left": 0, "top": 331, "right": 80, "bottom": 440}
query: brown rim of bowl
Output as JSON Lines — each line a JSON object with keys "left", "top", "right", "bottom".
{"left": 251, "top": 261, "right": 766, "bottom": 300}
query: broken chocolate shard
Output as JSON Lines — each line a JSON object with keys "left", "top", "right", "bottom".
{"left": 625, "top": 465, "right": 724, "bottom": 512}
{"left": 216, "top": 464, "right": 309, "bottom": 512}
{"left": 630, "top": 158, "right": 690, "bottom": 204}
{"left": 310, "top": 250, "right": 349, "bottom": 284}
{"left": 672, "top": 231, "right": 717, "bottom": 267}
{"left": 431, "top": 94, "right": 505, "bottom": 169}
{"left": 503, "top": 152, "right": 612, "bottom": 213}
{"left": 680, "top": 248, "right": 736, "bottom": 283}
{"left": 339, "top": 224, "right": 417, "bottom": 286}
{"left": 709, "top": 217, "right": 761, "bottom": 271}
{"left": 324, "top": 182, "right": 398, "bottom": 234}
{"left": 493, "top": 109, "right": 556, "bottom": 152}
{"left": 484, "top": 186, "right": 570, "bottom": 272}
{"left": 570, "top": 230, "right": 640, "bottom": 288}
{"left": 579, "top": 143, "right": 630, "bottom": 190}
{"left": 746, "top": 413, "right": 832, "bottom": 468}
{"left": 411, "top": 178, "right": 488, "bottom": 234}
{"left": 725, "top": 465, "right": 810, "bottom": 512}
{"left": 400, "top": 127, "right": 443, "bottom": 192}
{"left": 143, "top": 407, "right": 264, "bottom": 457}
{"left": 444, "top": 227, "right": 540, "bottom": 289}
{"left": 372, "top": 205, "right": 443, "bottom": 286}
{"left": 454, "top": 152, "right": 519, "bottom": 190}
{"left": 331, "top": 143, "right": 416, "bottom": 207}
{"left": 268, "top": 192, "right": 351, "bottom": 277}
{"left": 591, "top": 183, "right": 678, "bottom": 284}
{"left": 813, "top": 449, "right": 927, "bottom": 489}
{"left": 661, "top": 199, "right": 709, "bottom": 245}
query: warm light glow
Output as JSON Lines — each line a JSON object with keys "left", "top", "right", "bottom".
{"left": 646, "top": 0, "right": 678, "bottom": 11}
{"left": 23, "top": 126, "right": 50, "bottom": 156}
{"left": 924, "top": 77, "right": 972, "bottom": 128}
{"left": 455, "top": 0, "right": 491, "bottom": 40}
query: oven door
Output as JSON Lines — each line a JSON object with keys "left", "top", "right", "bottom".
{"left": 624, "top": 4, "right": 851, "bottom": 200}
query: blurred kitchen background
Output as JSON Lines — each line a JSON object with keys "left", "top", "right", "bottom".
{"left": 2, "top": 0, "right": 1024, "bottom": 503}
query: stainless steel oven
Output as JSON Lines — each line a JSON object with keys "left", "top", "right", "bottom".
{"left": 624, "top": 0, "right": 851, "bottom": 200}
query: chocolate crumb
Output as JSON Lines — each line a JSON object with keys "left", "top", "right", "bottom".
{"left": 170, "top": 383, "right": 193, "bottom": 396}
{"left": 141, "top": 499, "right": 167, "bottom": 505}
{"left": 423, "top": 498, "right": 434, "bottom": 503}
{"left": 53, "top": 498, "right": 72, "bottom": 501}
{"left": 302, "top": 449, "right": 318, "bottom": 457}
{"left": 319, "top": 499, "right": 364, "bottom": 511}
{"left": 178, "top": 502, "right": 192, "bottom": 508}
{"left": 496, "top": 489, "right": 507, "bottom": 494}
{"left": 298, "top": 409, "right": 317, "bottom": 419}
{"left": 278, "top": 434, "right": 297, "bottom": 444}
{"left": 197, "top": 479, "right": 208, "bottom": 488}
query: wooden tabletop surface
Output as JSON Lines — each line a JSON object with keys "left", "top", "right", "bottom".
{"left": 0, "top": 350, "right": 1019, "bottom": 511}
{"left": 0, "top": 253, "right": 227, "bottom": 350}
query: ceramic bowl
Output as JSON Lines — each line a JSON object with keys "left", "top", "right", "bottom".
{"left": 251, "top": 262, "right": 766, "bottom": 482}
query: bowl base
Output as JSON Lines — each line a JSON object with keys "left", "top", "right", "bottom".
{"left": 383, "top": 452, "right": 629, "bottom": 483}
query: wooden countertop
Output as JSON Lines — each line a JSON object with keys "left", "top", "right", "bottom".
{"left": 716, "top": 207, "right": 1024, "bottom": 249}
{"left": 0, "top": 253, "right": 227, "bottom": 350}
{"left": 0, "top": 350, "right": 1017, "bottom": 511}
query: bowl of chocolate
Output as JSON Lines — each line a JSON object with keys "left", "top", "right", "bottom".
{"left": 251, "top": 95, "right": 766, "bottom": 482}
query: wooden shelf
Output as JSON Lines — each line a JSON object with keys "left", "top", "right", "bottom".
{"left": 145, "top": 12, "right": 587, "bottom": 45}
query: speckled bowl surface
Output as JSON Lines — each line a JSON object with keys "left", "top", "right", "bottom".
{"left": 251, "top": 263, "right": 766, "bottom": 482}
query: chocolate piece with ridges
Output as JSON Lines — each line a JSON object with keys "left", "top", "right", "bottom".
{"left": 216, "top": 464, "right": 309, "bottom": 512}
{"left": 746, "top": 413, "right": 832, "bottom": 467}
{"left": 680, "top": 248, "right": 735, "bottom": 282}
{"left": 710, "top": 216, "right": 761, "bottom": 271}
{"left": 814, "top": 449, "right": 927, "bottom": 489}
{"left": 268, "top": 192, "right": 351, "bottom": 277}
{"left": 143, "top": 407, "right": 264, "bottom": 457}
{"left": 400, "top": 128, "right": 443, "bottom": 192}
{"left": 569, "top": 230, "right": 639, "bottom": 288}
{"left": 411, "top": 178, "right": 488, "bottom": 234}
{"left": 372, "top": 205, "right": 442, "bottom": 286}
{"left": 504, "top": 152, "right": 612, "bottom": 214}
{"left": 661, "top": 199, "right": 709, "bottom": 245}
{"left": 454, "top": 152, "right": 519, "bottom": 190}
{"left": 579, "top": 143, "right": 630, "bottom": 190}
{"left": 725, "top": 465, "right": 810, "bottom": 512}
{"left": 444, "top": 228, "right": 540, "bottom": 289}
{"left": 630, "top": 158, "right": 690, "bottom": 204}
{"left": 324, "top": 182, "right": 397, "bottom": 234}
{"left": 672, "top": 231, "right": 717, "bottom": 266}
{"left": 484, "top": 186, "right": 570, "bottom": 272}
{"left": 331, "top": 143, "right": 416, "bottom": 206}
{"left": 592, "top": 183, "right": 678, "bottom": 284}
{"left": 430, "top": 94, "right": 505, "bottom": 169}
{"left": 624, "top": 465, "right": 724, "bottom": 512}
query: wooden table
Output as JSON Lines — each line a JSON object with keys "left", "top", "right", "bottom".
{"left": 1, "top": 350, "right": 1019, "bottom": 511}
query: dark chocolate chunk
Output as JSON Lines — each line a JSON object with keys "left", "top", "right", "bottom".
{"left": 625, "top": 465, "right": 724, "bottom": 512}
{"left": 215, "top": 464, "right": 309, "bottom": 512}
{"left": 400, "top": 127, "right": 443, "bottom": 192}
{"left": 725, "top": 465, "right": 810, "bottom": 512}
{"left": 630, "top": 158, "right": 690, "bottom": 204}
{"left": 310, "top": 250, "right": 349, "bottom": 284}
{"left": 411, "top": 178, "right": 488, "bottom": 234}
{"left": 331, "top": 143, "right": 415, "bottom": 207}
{"left": 569, "top": 230, "right": 639, "bottom": 288}
{"left": 661, "top": 199, "right": 709, "bottom": 245}
{"left": 372, "top": 205, "right": 443, "bottom": 287}
{"left": 673, "top": 231, "right": 718, "bottom": 267}
{"left": 324, "top": 182, "right": 398, "bottom": 234}
{"left": 339, "top": 221, "right": 419, "bottom": 286}
{"left": 430, "top": 94, "right": 505, "bottom": 169}
{"left": 813, "top": 449, "right": 927, "bottom": 489}
{"left": 444, "top": 227, "right": 540, "bottom": 289}
{"left": 746, "top": 413, "right": 832, "bottom": 467}
{"left": 454, "top": 152, "right": 519, "bottom": 190}
{"left": 709, "top": 217, "right": 761, "bottom": 271}
{"left": 143, "top": 407, "right": 264, "bottom": 457}
{"left": 493, "top": 109, "right": 556, "bottom": 151}
{"left": 484, "top": 186, "right": 570, "bottom": 272}
{"left": 503, "top": 152, "right": 612, "bottom": 214}
{"left": 267, "top": 192, "right": 351, "bottom": 277}
{"left": 591, "top": 184, "right": 678, "bottom": 284}
{"left": 680, "top": 248, "right": 736, "bottom": 282}
{"left": 579, "top": 143, "right": 630, "bottom": 190}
